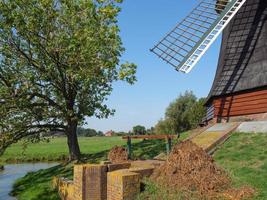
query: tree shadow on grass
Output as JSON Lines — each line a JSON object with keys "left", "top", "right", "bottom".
{"left": 11, "top": 164, "right": 71, "bottom": 200}
{"left": 131, "top": 139, "right": 167, "bottom": 160}
{"left": 11, "top": 139, "right": 169, "bottom": 200}
{"left": 82, "top": 139, "right": 168, "bottom": 162}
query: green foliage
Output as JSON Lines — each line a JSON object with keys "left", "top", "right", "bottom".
{"left": 0, "top": 0, "right": 136, "bottom": 158}
{"left": 77, "top": 127, "right": 103, "bottom": 137}
{"left": 111, "top": 131, "right": 128, "bottom": 136}
{"left": 154, "top": 119, "right": 173, "bottom": 135}
{"left": 132, "top": 125, "right": 146, "bottom": 135}
{"left": 146, "top": 127, "right": 155, "bottom": 135}
{"left": 155, "top": 91, "right": 206, "bottom": 135}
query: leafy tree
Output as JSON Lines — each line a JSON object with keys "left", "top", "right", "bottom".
{"left": 97, "top": 131, "right": 104, "bottom": 137}
{"left": 154, "top": 119, "right": 173, "bottom": 135}
{"left": 132, "top": 125, "right": 146, "bottom": 135}
{"left": 112, "top": 131, "right": 127, "bottom": 136}
{"left": 0, "top": 0, "right": 136, "bottom": 160}
{"left": 155, "top": 91, "right": 206, "bottom": 134}
{"left": 146, "top": 127, "right": 155, "bottom": 135}
{"left": 188, "top": 98, "right": 206, "bottom": 127}
{"left": 77, "top": 127, "right": 103, "bottom": 137}
{"left": 165, "top": 91, "right": 197, "bottom": 133}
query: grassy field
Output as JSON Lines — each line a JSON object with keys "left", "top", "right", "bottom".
{"left": 11, "top": 138, "right": 170, "bottom": 200}
{"left": 1, "top": 133, "right": 190, "bottom": 163}
{"left": 7, "top": 132, "right": 267, "bottom": 200}
{"left": 0, "top": 137, "right": 140, "bottom": 163}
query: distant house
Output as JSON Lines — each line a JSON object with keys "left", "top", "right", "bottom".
{"left": 104, "top": 130, "right": 114, "bottom": 137}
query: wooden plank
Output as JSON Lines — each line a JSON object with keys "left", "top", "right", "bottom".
{"left": 122, "top": 135, "right": 176, "bottom": 140}
{"left": 215, "top": 105, "right": 267, "bottom": 115}
{"left": 214, "top": 102, "right": 267, "bottom": 111}
{"left": 215, "top": 107, "right": 267, "bottom": 117}
{"left": 213, "top": 96, "right": 267, "bottom": 106}
{"left": 213, "top": 89, "right": 267, "bottom": 102}
{"left": 212, "top": 89, "right": 267, "bottom": 118}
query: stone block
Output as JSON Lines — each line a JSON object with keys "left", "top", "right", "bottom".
{"left": 108, "top": 163, "right": 131, "bottom": 172}
{"left": 100, "top": 160, "right": 112, "bottom": 165}
{"left": 107, "top": 170, "right": 140, "bottom": 200}
{"left": 129, "top": 167, "right": 154, "bottom": 179}
{"left": 74, "top": 164, "right": 108, "bottom": 200}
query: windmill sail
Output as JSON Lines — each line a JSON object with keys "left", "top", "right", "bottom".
{"left": 151, "top": 0, "right": 247, "bottom": 73}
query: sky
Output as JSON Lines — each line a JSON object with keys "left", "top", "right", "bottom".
{"left": 85, "top": 0, "right": 222, "bottom": 132}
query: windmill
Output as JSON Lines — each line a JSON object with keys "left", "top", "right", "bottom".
{"left": 151, "top": 0, "right": 267, "bottom": 123}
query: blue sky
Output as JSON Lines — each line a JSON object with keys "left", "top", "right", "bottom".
{"left": 85, "top": 0, "right": 222, "bottom": 132}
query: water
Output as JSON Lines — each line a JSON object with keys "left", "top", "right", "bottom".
{"left": 0, "top": 163, "right": 58, "bottom": 200}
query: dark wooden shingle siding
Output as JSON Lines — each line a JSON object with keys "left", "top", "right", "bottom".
{"left": 207, "top": 0, "right": 267, "bottom": 103}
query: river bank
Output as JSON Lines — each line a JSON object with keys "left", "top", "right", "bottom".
{"left": 9, "top": 139, "right": 168, "bottom": 200}
{"left": 0, "top": 163, "right": 58, "bottom": 200}
{"left": 5, "top": 133, "right": 267, "bottom": 200}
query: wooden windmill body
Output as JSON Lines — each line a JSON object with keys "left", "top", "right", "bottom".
{"left": 152, "top": 0, "right": 267, "bottom": 123}
{"left": 206, "top": 0, "right": 267, "bottom": 122}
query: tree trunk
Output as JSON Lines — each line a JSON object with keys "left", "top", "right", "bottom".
{"left": 66, "top": 121, "right": 81, "bottom": 161}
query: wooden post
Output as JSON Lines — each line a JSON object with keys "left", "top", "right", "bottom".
{"left": 127, "top": 137, "right": 132, "bottom": 159}
{"left": 166, "top": 137, "right": 172, "bottom": 155}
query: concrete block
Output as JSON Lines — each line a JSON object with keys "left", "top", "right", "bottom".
{"left": 107, "top": 170, "right": 140, "bottom": 200}
{"left": 207, "top": 122, "right": 237, "bottom": 132}
{"left": 237, "top": 121, "right": 267, "bottom": 133}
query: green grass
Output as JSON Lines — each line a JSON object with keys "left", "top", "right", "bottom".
{"left": 11, "top": 164, "right": 72, "bottom": 200}
{"left": 214, "top": 132, "right": 267, "bottom": 200}
{"left": 1, "top": 133, "right": 189, "bottom": 163}
{"left": 137, "top": 179, "right": 200, "bottom": 200}
{"left": 138, "top": 132, "right": 267, "bottom": 200}
{"left": 0, "top": 136, "right": 140, "bottom": 163}
{"left": 11, "top": 132, "right": 267, "bottom": 200}
{"left": 10, "top": 137, "right": 175, "bottom": 200}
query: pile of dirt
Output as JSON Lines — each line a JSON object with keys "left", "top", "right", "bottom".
{"left": 151, "top": 140, "right": 252, "bottom": 199}
{"left": 223, "top": 187, "right": 255, "bottom": 200}
{"left": 108, "top": 146, "right": 128, "bottom": 163}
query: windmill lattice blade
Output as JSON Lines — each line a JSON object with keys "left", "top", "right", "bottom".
{"left": 151, "top": 0, "right": 247, "bottom": 73}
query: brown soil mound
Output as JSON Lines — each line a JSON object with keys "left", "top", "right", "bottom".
{"left": 151, "top": 140, "right": 230, "bottom": 196}
{"left": 223, "top": 187, "right": 255, "bottom": 200}
{"left": 108, "top": 146, "right": 128, "bottom": 163}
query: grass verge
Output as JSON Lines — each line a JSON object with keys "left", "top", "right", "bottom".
{"left": 10, "top": 137, "right": 175, "bottom": 200}
{"left": 138, "top": 132, "right": 267, "bottom": 200}
{"left": 13, "top": 131, "right": 267, "bottom": 200}
{"left": 214, "top": 132, "right": 267, "bottom": 200}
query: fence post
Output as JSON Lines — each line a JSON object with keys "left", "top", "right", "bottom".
{"left": 166, "top": 137, "right": 172, "bottom": 155}
{"left": 127, "top": 137, "right": 132, "bottom": 159}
